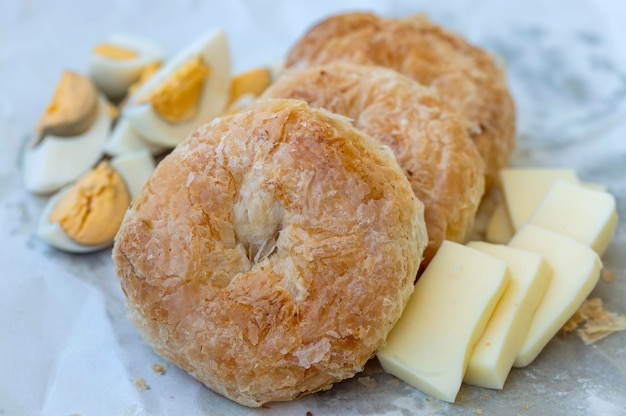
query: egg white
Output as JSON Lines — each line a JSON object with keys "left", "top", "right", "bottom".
{"left": 109, "top": 149, "right": 155, "bottom": 199}
{"left": 37, "top": 150, "right": 155, "bottom": 253}
{"left": 124, "top": 29, "right": 231, "bottom": 148}
{"left": 88, "top": 34, "right": 163, "bottom": 100}
{"left": 104, "top": 117, "right": 166, "bottom": 156}
{"left": 23, "top": 96, "right": 111, "bottom": 195}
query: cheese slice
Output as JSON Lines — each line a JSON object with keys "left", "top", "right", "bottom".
{"left": 580, "top": 181, "right": 607, "bottom": 192}
{"left": 464, "top": 242, "right": 552, "bottom": 389}
{"left": 377, "top": 241, "right": 510, "bottom": 402}
{"left": 528, "top": 180, "right": 618, "bottom": 256}
{"left": 500, "top": 168, "right": 578, "bottom": 230}
{"left": 485, "top": 202, "right": 515, "bottom": 244}
{"left": 509, "top": 225, "right": 602, "bottom": 367}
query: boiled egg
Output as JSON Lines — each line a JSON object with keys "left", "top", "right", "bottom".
{"left": 88, "top": 34, "right": 163, "bottom": 100}
{"left": 23, "top": 71, "right": 112, "bottom": 194}
{"left": 224, "top": 60, "right": 282, "bottom": 113}
{"left": 123, "top": 29, "right": 231, "bottom": 148}
{"left": 37, "top": 150, "right": 155, "bottom": 253}
{"left": 104, "top": 117, "right": 167, "bottom": 156}
{"left": 228, "top": 67, "right": 272, "bottom": 106}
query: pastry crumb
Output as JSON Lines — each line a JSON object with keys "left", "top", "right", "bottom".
{"left": 601, "top": 268, "right": 615, "bottom": 282}
{"left": 562, "top": 298, "right": 626, "bottom": 344}
{"left": 475, "top": 409, "right": 484, "bottom": 415}
{"left": 306, "top": 412, "right": 313, "bottom": 416}
{"left": 387, "top": 377, "right": 402, "bottom": 386}
{"left": 133, "top": 378, "right": 149, "bottom": 391}
{"left": 482, "top": 393, "right": 492, "bottom": 399}
{"left": 151, "top": 363, "right": 167, "bottom": 375}
{"left": 358, "top": 376, "right": 377, "bottom": 388}
{"left": 524, "top": 405, "right": 529, "bottom": 410}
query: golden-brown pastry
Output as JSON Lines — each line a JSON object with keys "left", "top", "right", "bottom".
{"left": 286, "top": 12, "right": 516, "bottom": 184}
{"left": 263, "top": 63, "right": 485, "bottom": 263}
{"left": 113, "top": 98, "right": 427, "bottom": 407}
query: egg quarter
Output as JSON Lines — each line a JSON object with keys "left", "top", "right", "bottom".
{"left": 123, "top": 28, "right": 231, "bottom": 148}
{"left": 88, "top": 34, "right": 164, "bottom": 100}
{"left": 24, "top": 95, "right": 112, "bottom": 194}
{"left": 37, "top": 150, "right": 155, "bottom": 253}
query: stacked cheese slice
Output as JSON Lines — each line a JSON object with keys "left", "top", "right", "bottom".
{"left": 377, "top": 168, "right": 617, "bottom": 402}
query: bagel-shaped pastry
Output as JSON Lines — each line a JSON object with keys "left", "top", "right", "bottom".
{"left": 263, "top": 63, "right": 485, "bottom": 264}
{"left": 286, "top": 12, "right": 515, "bottom": 185}
{"left": 113, "top": 98, "right": 427, "bottom": 407}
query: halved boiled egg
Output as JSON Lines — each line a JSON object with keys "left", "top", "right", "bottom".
{"left": 23, "top": 71, "right": 112, "bottom": 194}
{"left": 104, "top": 117, "right": 167, "bottom": 156}
{"left": 88, "top": 34, "right": 163, "bottom": 100}
{"left": 123, "top": 29, "right": 231, "bottom": 148}
{"left": 37, "top": 150, "right": 155, "bottom": 253}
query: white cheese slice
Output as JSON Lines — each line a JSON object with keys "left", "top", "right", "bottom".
{"left": 485, "top": 202, "right": 515, "bottom": 244}
{"left": 528, "top": 180, "right": 618, "bottom": 256}
{"left": 377, "top": 241, "right": 510, "bottom": 402}
{"left": 500, "top": 168, "right": 578, "bottom": 230}
{"left": 580, "top": 181, "right": 607, "bottom": 192}
{"left": 464, "top": 242, "right": 552, "bottom": 389}
{"left": 508, "top": 225, "right": 602, "bottom": 367}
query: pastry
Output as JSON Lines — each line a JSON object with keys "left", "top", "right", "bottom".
{"left": 263, "top": 63, "right": 485, "bottom": 263}
{"left": 113, "top": 98, "right": 427, "bottom": 406}
{"left": 286, "top": 12, "right": 516, "bottom": 185}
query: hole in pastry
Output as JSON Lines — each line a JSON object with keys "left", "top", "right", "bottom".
{"left": 232, "top": 171, "right": 285, "bottom": 264}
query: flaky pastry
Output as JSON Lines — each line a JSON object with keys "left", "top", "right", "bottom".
{"left": 286, "top": 12, "right": 516, "bottom": 184}
{"left": 263, "top": 63, "right": 485, "bottom": 263}
{"left": 113, "top": 98, "right": 427, "bottom": 406}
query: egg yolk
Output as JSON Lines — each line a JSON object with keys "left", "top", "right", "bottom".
{"left": 138, "top": 55, "right": 211, "bottom": 123}
{"left": 228, "top": 67, "right": 272, "bottom": 105}
{"left": 49, "top": 161, "right": 130, "bottom": 245}
{"left": 93, "top": 43, "right": 139, "bottom": 60}
{"left": 35, "top": 71, "right": 99, "bottom": 144}
{"left": 127, "top": 61, "right": 162, "bottom": 97}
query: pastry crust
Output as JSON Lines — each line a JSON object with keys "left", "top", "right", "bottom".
{"left": 113, "top": 98, "right": 427, "bottom": 407}
{"left": 286, "top": 12, "right": 516, "bottom": 184}
{"left": 263, "top": 63, "right": 485, "bottom": 263}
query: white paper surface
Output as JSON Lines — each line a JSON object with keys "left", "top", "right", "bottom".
{"left": 1, "top": 0, "right": 625, "bottom": 415}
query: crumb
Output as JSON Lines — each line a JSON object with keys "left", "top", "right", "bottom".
{"left": 482, "top": 393, "right": 492, "bottom": 399}
{"left": 426, "top": 397, "right": 432, "bottom": 402}
{"left": 387, "top": 377, "right": 402, "bottom": 386}
{"left": 68, "top": 414, "right": 81, "bottom": 416}
{"left": 133, "top": 378, "right": 149, "bottom": 391}
{"left": 260, "top": 404, "right": 271, "bottom": 409}
{"left": 475, "top": 409, "right": 484, "bottom": 415}
{"left": 358, "top": 376, "right": 377, "bottom": 388}
{"left": 602, "top": 269, "right": 615, "bottom": 282}
{"left": 524, "top": 405, "right": 529, "bottom": 410}
{"left": 562, "top": 298, "right": 626, "bottom": 344}
{"left": 306, "top": 412, "right": 313, "bottom": 416}
{"left": 151, "top": 363, "right": 167, "bottom": 375}
{"left": 562, "top": 310, "right": 583, "bottom": 335}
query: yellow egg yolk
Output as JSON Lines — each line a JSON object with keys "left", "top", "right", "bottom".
{"left": 127, "top": 61, "right": 162, "bottom": 97}
{"left": 49, "top": 161, "right": 130, "bottom": 245}
{"left": 93, "top": 43, "right": 139, "bottom": 60}
{"left": 35, "top": 71, "right": 99, "bottom": 144}
{"left": 228, "top": 67, "right": 272, "bottom": 105}
{"left": 138, "top": 55, "right": 211, "bottom": 123}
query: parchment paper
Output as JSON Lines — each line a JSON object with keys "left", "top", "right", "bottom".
{"left": 1, "top": 0, "right": 625, "bottom": 415}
